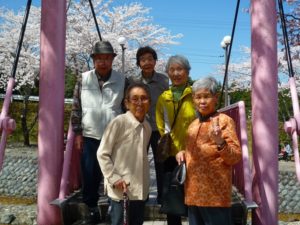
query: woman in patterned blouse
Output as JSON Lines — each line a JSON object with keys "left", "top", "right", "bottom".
{"left": 176, "top": 76, "right": 242, "bottom": 225}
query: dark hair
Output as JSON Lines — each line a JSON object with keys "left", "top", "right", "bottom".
{"left": 125, "top": 82, "right": 151, "bottom": 102}
{"left": 136, "top": 46, "right": 158, "bottom": 66}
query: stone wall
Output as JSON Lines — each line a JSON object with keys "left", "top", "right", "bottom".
{"left": 0, "top": 150, "right": 299, "bottom": 225}
{"left": 0, "top": 155, "right": 37, "bottom": 198}
{"left": 279, "top": 171, "right": 300, "bottom": 213}
{"left": 1, "top": 154, "right": 300, "bottom": 213}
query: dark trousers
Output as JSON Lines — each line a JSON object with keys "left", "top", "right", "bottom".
{"left": 164, "top": 156, "right": 182, "bottom": 225}
{"left": 149, "top": 131, "right": 164, "bottom": 202}
{"left": 110, "top": 199, "right": 146, "bottom": 225}
{"left": 188, "top": 206, "right": 232, "bottom": 225}
{"left": 81, "top": 137, "right": 102, "bottom": 208}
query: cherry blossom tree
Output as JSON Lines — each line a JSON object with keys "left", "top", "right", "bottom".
{"left": 214, "top": 0, "right": 300, "bottom": 92}
{"left": 0, "top": 6, "right": 40, "bottom": 92}
{"left": 65, "top": 0, "right": 181, "bottom": 76}
{"left": 0, "top": 6, "right": 40, "bottom": 146}
{"left": 0, "top": 0, "right": 182, "bottom": 145}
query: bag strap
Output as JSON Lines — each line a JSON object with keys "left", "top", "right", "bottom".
{"left": 162, "top": 98, "right": 182, "bottom": 134}
{"left": 170, "top": 85, "right": 188, "bottom": 130}
{"left": 163, "top": 86, "right": 186, "bottom": 134}
{"left": 170, "top": 100, "right": 182, "bottom": 130}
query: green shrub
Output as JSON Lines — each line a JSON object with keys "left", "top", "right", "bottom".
{"left": 0, "top": 100, "right": 72, "bottom": 145}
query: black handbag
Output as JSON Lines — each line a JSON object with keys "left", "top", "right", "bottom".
{"left": 160, "top": 162, "right": 188, "bottom": 217}
{"left": 156, "top": 132, "right": 172, "bottom": 163}
{"left": 157, "top": 102, "right": 182, "bottom": 163}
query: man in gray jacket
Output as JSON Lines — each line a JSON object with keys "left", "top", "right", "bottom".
{"left": 128, "top": 46, "right": 169, "bottom": 203}
{"left": 71, "top": 41, "right": 125, "bottom": 223}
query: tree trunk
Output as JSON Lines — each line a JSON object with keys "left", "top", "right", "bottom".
{"left": 21, "top": 96, "right": 30, "bottom": 146}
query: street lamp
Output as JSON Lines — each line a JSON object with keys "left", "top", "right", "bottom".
{"left": 220, "top": 35, "right": 231, "bottom": 106}
{"left": 117, "top": 36, "right": 126, "bottom": 74}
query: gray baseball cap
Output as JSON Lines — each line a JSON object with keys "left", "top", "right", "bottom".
{"left": 90, "top": 41, "right": 117, "bottom": 58}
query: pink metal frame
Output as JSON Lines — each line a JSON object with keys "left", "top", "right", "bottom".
{"left": 59, "top": 122, "right": 81, "bottom": 199}
{"left": 251, "top": 0, "right": 278, "bottom": 224}
{"left": 0, "top": 0, "right": 287, "bottom": 224}
{"left": 0, "top": 78, "right": 16, "bottom": 170}
{"left": 37, "top": 0, "right": 67, "bottom": 224}
{"left": 58, "top": 122, "right": 75, "bottom": 199}
{"left": 219, "top": 101, "right": 253, "bottom": 202}
{"left": 284, "top": 77, "right": 300, "bottom": 182}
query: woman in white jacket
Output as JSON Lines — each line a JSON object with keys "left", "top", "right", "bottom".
{"left": 97, "top": 83, "right": 152, "bottom": 225}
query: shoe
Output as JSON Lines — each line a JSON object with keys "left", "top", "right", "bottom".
{"left": 88, "top": 207, "right": 101, "bottom": 224}
{"left": 72, "top": 218, "right": 93, "bottom": 225}
{"left": 156, "top": 196, "right": 162, "bottom": 204}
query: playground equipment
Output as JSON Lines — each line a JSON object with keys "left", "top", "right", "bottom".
{"left": 0, "top": 0, "right": 294, "bottom": 224}
{"left": 0, "top": 0, "right": 32, "bottom": 169}
{"left": 277, "top": 0, "right": 300, "bottom": 184}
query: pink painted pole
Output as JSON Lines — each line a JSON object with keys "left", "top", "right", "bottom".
{"left": 251, "top": 0, "right": 278, "bottom": 225}
{"left": 289, "top": 77, "right": 300, "bottom": 132}
{"left": 68, "top": 132, "right": 82, "bottom": 192}
{"left": 38, "top": 0, "right": 66, "bottom": 224}
{"left": 0, "top": 78, "right": 15, "bottom": 117}
{"left": 284, "top": 78, "right": 300, "bottom": 182}
{"left": 237, "top": 101, "right": 252, "bottom": 201}
{"left": 219, "top": 102, "right": 253, "bottom": 201}
{"left": 59, "top": 121, "right": 75, "bottom": 199}
{"left": 0, "top": 78, "right": 16, "bottom": 170}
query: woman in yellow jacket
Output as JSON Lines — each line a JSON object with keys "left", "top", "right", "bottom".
{"left": 156, "top": 55, "right": 196, "bottom": 225}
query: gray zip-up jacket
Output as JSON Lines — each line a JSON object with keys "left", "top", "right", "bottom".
{"left": 80, "top": 69, "right": 125, "bottom": 139}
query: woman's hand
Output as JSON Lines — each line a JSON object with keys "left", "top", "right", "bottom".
{"left": 176, "top": 151, "right": 186, "bottom": 164}
{"left": 113, "top": 179, "right": 129, "bottom": 192}
{"left": 210, "top": 117, "right": 225, "bottom": 145}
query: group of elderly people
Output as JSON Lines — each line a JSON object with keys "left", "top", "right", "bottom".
{"left": 71, "top": 40, "right": 242, "bottom": 225}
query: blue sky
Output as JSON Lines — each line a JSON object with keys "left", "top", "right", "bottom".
{"left": 128, "top": 1, "right": 292, "bottom": 84}
{"left": 138, "top": 0, "right": 251, "bottom": 81}
{"left": 1, "top": 0, "right": 251, "bottom": 81}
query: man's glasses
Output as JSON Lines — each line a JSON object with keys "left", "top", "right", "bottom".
{"left": 129, "top": 96, "right": 150, "bottom": 104}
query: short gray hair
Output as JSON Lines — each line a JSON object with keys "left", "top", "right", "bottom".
{"left": 165, "top": 55, "right": 191, "bottom": 74}
{"left": 192, "top": 76, "right": 218, "bottom": 95}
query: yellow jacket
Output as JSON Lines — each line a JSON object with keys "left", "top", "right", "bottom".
{"left": 156, "top": 86, "right": 196, "bottom": 156}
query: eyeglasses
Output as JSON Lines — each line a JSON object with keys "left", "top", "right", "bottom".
{"left": 129, "top": 96, "right": 150, "bottom": 104}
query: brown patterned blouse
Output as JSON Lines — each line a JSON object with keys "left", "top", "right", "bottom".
{"left": 184, "top": 112, "right": 242, "bottom": 207}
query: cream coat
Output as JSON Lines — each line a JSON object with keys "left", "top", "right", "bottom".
{"left": 97, "top": 111, "right": 152, "bottom": 201}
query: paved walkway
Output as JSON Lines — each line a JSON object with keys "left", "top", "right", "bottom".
{"left": 3, "top": 144, "right": 296, "bottom": 224}
{"left": 144, "top": 221, "right": 188, "bottom": 225}
{"left": 143, "top": 150, "right": 190, "bottom": 224}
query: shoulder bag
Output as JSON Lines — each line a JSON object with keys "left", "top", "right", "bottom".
{"left": 157, "top": 102, "right": 182, "bottom": 163}
{"left": 159, "top": 162, "right": 188, "bottom": 217}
